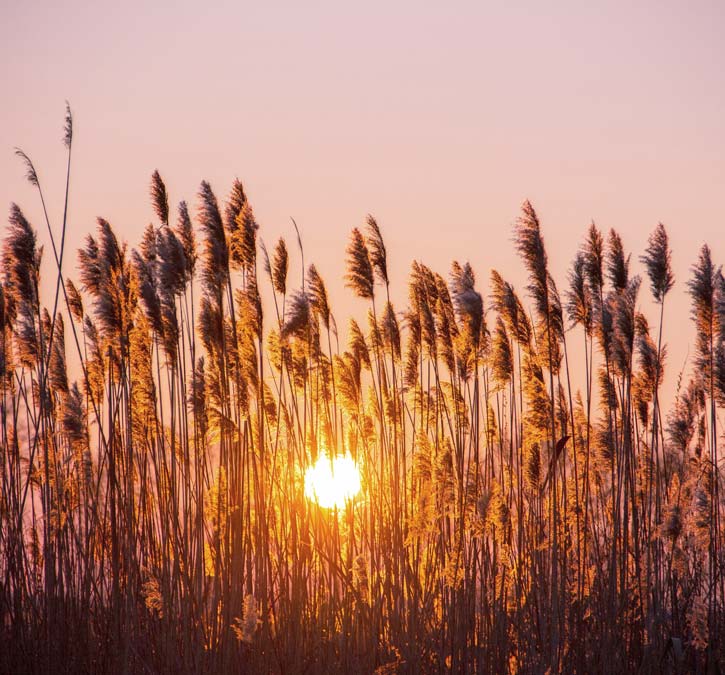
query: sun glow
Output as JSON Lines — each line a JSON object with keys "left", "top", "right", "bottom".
{"left": 304, "top": 452, "right": 361, "bottom": 509}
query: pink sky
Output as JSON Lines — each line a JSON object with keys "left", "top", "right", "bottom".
{"left": 2, "top": 0, "right": 725, "bottom": 408}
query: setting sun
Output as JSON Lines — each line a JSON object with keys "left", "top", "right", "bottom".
{"left": 304, "top": 452, "right": 361, "bottom": 509}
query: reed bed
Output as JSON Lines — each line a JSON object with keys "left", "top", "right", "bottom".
{"left": 1, "top": 110, "right": 723, "bottom": 674}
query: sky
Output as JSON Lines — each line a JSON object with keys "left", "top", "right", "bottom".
{"left": 2, "top": 0, "right": 725, "bottom": 407}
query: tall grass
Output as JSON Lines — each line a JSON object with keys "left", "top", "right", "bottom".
{"left": 1, "top": 113, "right": 724, "bottom": 674}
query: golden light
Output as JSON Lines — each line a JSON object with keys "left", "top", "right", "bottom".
{"left": 304, "top": 452, "right": 361, "bottom": 509}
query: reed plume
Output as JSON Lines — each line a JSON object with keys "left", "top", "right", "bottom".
{"left": 345, "top": 228, "right": 374, "bottom": 300}
{"left": 640, "top": 222, "right": 674, "bottom": 303}
{"left": 365, "top": 215, "right": 389, "bottom": 292}
{"left": 150, "top": 169, "right": 169, "bottom": 226}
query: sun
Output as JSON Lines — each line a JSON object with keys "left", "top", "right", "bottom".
{"left": 304, "top": 452, "right": 361, "bottom": 509}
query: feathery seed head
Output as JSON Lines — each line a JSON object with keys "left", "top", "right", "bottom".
{"left": 63, "top": 101, "right": 73, "bottom": 148}
{"left": 150, "top": 170, "right": 169, "bottom": 226}
{"left": 345, "top": 228, "right": 374, "bottom": 299}
{"left": 640, "top": 222, "right": 674, "bottom": 302}
{"left": 365, "top": 214, "right": 388, "bottom": 288}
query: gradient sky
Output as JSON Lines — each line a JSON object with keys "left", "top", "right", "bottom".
{"left": 2, "top": 0, "right": 725, "bottom": 407}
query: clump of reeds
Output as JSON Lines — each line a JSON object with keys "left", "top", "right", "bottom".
{"left": 1, "top": 111, "right": 724, "bottom": 675}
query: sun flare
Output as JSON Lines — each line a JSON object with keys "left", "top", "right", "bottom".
{"left": 304, "top": 452, "right": 361, "bottom": 509}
